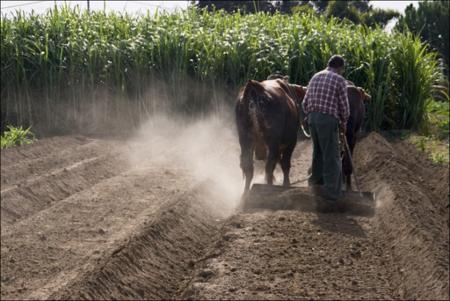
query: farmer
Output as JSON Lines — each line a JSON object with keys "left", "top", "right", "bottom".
{"left": 302, "top": 55, "right": 350, "bottom": 212}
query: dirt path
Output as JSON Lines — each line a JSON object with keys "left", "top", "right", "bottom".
{"left": 1, "top": 130, "right": 448, "bottom": 300}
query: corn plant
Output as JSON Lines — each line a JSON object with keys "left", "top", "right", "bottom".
{"left": 0, "top": 6, "right": 445, "bottom": 134}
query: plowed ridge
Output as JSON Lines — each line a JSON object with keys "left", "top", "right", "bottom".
{"left": 1, "top": 128, "right": 448, "bottom": 300}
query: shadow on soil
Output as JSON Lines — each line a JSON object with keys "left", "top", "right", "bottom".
{"left": 312, "top": 213, "right": 367, "bottom": 238}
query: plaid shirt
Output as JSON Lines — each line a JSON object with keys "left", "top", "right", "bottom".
{"left": 302, "top": 67, "right": 349, "bottom": 124}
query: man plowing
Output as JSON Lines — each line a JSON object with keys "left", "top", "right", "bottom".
{"left": 302, "top": 55, "right": 350, "bottom": 213}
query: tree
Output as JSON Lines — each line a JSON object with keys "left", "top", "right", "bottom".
{"left": 274, "top": 0, "right": 310, "bottom": 14}
{"left": 193, "top": 1, "right": 400, "bottom": 30}
{"left": 395, "top": 0, "right": 449, "bottom": 71}
{"left": 310, "top": 0, "right": 369, "bottom": 13}
{"left": 360, "top": 8, "right": 400, "bottom": 28}
{"left": 350, "top": 0, "right": 370, "bottom": 13}
{"left": 325, "top": 1, "right": 361, "bottom": 24}
{"left": 312, "top": 0, "right": 329, "bottom": 12}
{"left": 195, "top": 0, "right": 275, "bottom": 14}
{"left": 320, "top": 1, "right": 399, "bottom": 29}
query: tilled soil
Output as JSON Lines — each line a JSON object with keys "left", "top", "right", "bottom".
{"left": 355, "top": 133, "right": 449, "bottom": 300}
{"left": 1, "top": 132, "right": 448, "bottom": 300}
{"left": 181, "top": 210, "right": 395, "bottom": 300}
{"left": 180, "top": 139, "right": 395, "bottom": 300}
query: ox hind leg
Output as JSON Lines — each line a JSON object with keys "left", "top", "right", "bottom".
{"left": 280, "top": 143, "right": 295, "bottom": 187}
{"left": 345, "top": 173, "right": 352, "bottom": 191}
{"left": 265, "top": 144, "right": 281, "bottom": 185}
{"left": 240, "top": 144, "right": 254, "bottom": 193}
{"left": 342, "top": 150, "right": 352, "bottom": 191}
{"left": 346, "top": 137, "right": 357, "bottom": 191}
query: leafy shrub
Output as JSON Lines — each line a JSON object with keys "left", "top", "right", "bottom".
{"left": 1, "top": 126, "right": 36, "bottom": 149}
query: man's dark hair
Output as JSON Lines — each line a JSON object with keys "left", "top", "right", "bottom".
{"left": 327, "top": 55, "right": 345, "bottom": 69}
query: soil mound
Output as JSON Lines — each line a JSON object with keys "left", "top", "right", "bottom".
{"left": 355, "top": 132, "right": 449, "bottom": 300}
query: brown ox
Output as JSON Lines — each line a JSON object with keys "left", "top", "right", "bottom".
{"left": 235, "top": 79, "right": 306, "bottom": 192}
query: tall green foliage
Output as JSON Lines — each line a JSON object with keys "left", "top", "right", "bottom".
{"left": 396, "top": 0, "right": 449, "bottom": 73}
{"left": 0, "top": 6, "right": 443, "bottom": 133}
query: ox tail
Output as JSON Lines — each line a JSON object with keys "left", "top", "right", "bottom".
{"left": 248, "top": 98, "right": 267, "bottom": 161}
{"left": 243, "top": 80, "right": 267, "bottom": 160}
{"left": 248, "top": 97, "right": 262, "bottom": 136}
{"left": 243, "top": 80, "right": 267, "bottom": 161}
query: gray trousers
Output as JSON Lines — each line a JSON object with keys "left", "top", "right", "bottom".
{"left": 307, "top": 112, "right": 343, "bottom": 200}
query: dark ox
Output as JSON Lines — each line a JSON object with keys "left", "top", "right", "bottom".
{"left": 235, "top": 79, "right": 306, "bottom": 192}
{"left": 342, "top": 84, "right": 371, "bottom": 190}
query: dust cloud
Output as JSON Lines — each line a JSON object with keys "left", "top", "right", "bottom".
{"left": 127, "top": 110, "right": 246, "bottom": 211}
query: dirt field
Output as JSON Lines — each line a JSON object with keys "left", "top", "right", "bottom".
{"left": 1, "top": 117, "right": 448, "bottom": 300}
